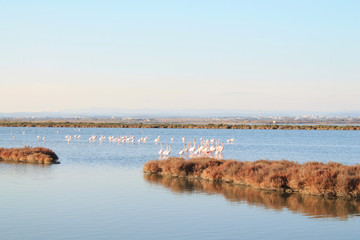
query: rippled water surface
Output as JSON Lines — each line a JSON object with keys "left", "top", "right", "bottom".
{"left": 1, "top": 127, "right": 360, "bottom": 239}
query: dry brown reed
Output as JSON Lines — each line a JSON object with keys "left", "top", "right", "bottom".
{"left": 143, "top": 157, "right": 360, "bottom": 199}
{"left": 0, "top": 146, "right": 59, "bottom": 164}
{"left": 144, "top": 174, "right": 360, "bottom": 219}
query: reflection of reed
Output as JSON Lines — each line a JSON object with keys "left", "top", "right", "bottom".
{"left": 144, "top": 173, "right": 360, "bottom": 220}
{"left": 0, "top": 160, "right": 54, "bottom": 179}
{"left": 0, "top": 160, "right": 54, "bottom": 166}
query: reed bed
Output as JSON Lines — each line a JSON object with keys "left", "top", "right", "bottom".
{"left": 0, "top": 146, "right": 59, "bottom": 164}
{"left": 144, "top": 157, "right": 360, "bottom": 199}
{"left": 144, "top": 174, "right": 360, "bottom": 219}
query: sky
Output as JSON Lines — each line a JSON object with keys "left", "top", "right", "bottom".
{"left": 1, "top": 0, "right": 359, "bottom": 114}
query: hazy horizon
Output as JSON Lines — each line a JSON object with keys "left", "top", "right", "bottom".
{"left": 1, "top": 108, "right": 360, "bottom": 119}
{"left": 1, "top": 1, "right": 359, "bottom": 113}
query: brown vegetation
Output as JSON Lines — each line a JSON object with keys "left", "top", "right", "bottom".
{"left": 144, "top": 174, "right": 360, "bottom": 219}
{"left": 0, "top": 121, "right": 360, "bottom": 130}
{"left": 143, "top": 157, "right": 360, "bottom": 199}
{"left": 0, "top": 146, "right": 59, "bottom": 164}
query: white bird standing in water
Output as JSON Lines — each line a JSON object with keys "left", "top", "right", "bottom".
{"left": 163, "top": 144, "right": 171, "bottom": 157}
{"left": 158, "top": 143, "right": 163, "bottom": 155}
{"left": 154, "top": 136, "right": 161, "bottom": 144}
{"left": 179, "top": 143, "right": 186, "bottom": 155}
{"left": 189, "top": 139, "right": 196, "bottom": 153}
{"left": 226, "top": 138, "right": 235, "bottom": 143}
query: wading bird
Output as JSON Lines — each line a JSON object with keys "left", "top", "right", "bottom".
{"left": 158, "top": 143, "right": 163, "bottom": 155}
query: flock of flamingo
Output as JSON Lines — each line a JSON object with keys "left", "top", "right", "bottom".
{"left": 11, "top": 130, "right": 234, "bottom": 159}
{"left": 86, "top": 134, "right": 228, "bottom": 158}
{"left": 158, "top": 137, "right": 225, "bottom": 158}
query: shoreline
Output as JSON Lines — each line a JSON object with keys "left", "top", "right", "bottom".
{"left": 1, "top": 121, "right": 360, "bottom": 130}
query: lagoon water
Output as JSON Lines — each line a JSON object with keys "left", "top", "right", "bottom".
{"left": 1, "top": 127, "right": 360, "bottom": 239}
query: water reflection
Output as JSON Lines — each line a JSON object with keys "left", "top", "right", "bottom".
{"left": 144, "top": 173, "right": 360, "bottom": 220}
{"left": 0, "top": 161, "right": 54, "bottom": 178}
{"left": 0, "top": 161, "right": 54, "bottom": 166}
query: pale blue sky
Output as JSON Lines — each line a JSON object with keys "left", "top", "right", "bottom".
{"left": 1, "top": 1, "right": 359, "bottom": 113}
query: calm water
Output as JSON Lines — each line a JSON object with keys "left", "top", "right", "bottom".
{"left": 1, "top": 127, "right": 360, "bottom": 239}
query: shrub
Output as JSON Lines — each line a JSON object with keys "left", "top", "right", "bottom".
{"left": 144, "top": 157, "right": 360, "bottom": 199}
